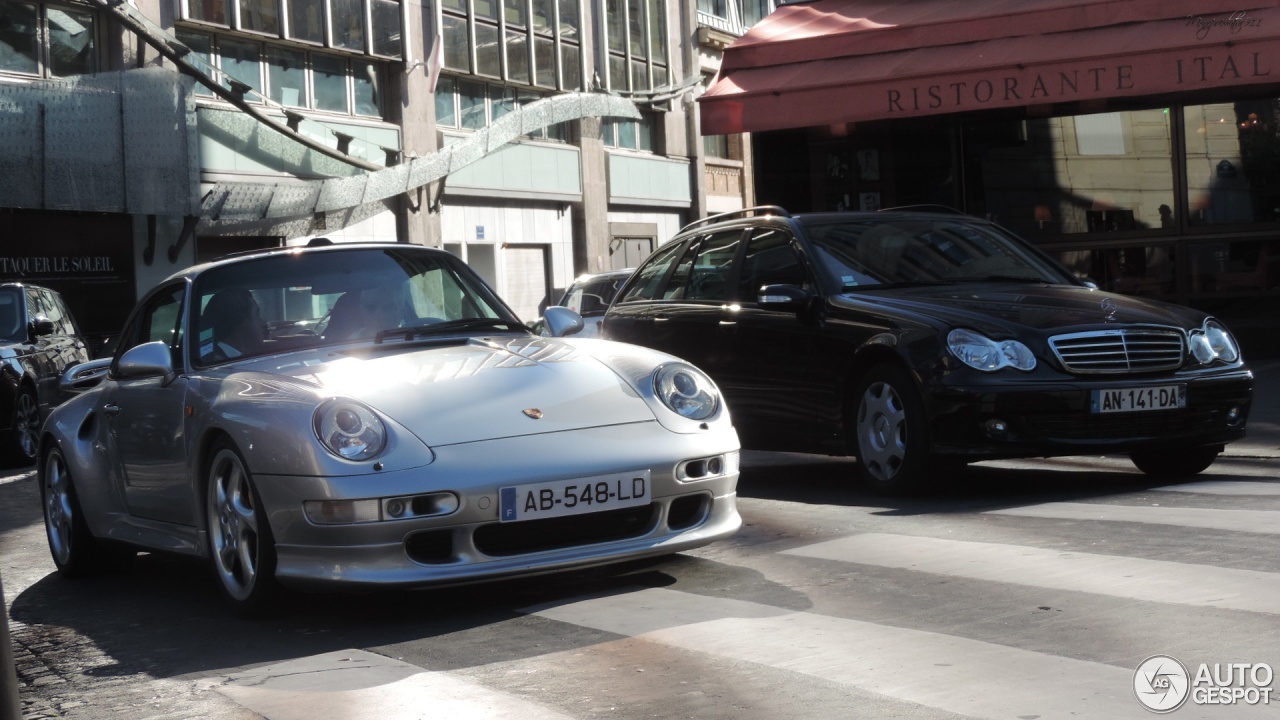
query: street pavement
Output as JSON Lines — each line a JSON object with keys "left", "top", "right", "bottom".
{"left": 5, "top": 353, "right": 1279, "bottom": 720}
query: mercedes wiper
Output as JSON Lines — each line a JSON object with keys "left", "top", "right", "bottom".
{"left": 376, "top": 318, "right": 523, "bottom": 342}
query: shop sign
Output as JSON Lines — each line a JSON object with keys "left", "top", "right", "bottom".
{"left": 0, "top": 231, "right": 135, "bottom": 339}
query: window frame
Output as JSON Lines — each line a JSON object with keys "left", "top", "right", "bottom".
{"left": 0, "top": 0, "right": 100, "bottom": 79}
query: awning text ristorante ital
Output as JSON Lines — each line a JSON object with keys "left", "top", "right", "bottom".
{"left": 886, "top": 51, "right": 1271, "bottom": 114}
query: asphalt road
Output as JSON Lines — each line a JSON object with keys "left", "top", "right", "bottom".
{"left": 4, "top": 451, "right": 1279, "bottom": 720}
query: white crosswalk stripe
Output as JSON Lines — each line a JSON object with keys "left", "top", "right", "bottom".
{"left": 213, "top": 649, "right": 576, "bottom": 720}
{"left": 782, "top": 533, "right": 1280, "bottom": 614}
{"left": 1152, "top": 480, "right": 1280, "bottom": 496}
{"left": 987, "top": 501, "right": 1280, "bottom": 534}
{"left": 522, "top": 587, "right": 1271, "bottom": 720}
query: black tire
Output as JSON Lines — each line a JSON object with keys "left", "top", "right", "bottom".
{"left": 851, "top": 364, "right": 934, "bottom": 494}
{"left": 3, "top": 387, "right": 41, "bottom": 467}
{"left": 41, "top": 445, "right": 134, "bottom": 576}
{"left": 205, "top": 439, "right": 280, "bottom": 616}
{"left": 1129, "top": 445, "right": 1221, "bottom": 479}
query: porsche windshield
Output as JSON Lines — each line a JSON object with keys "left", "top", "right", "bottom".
{"left": 802, "top": 218, "right": 1074, "bottom": 290}
{"left": 191, "top": 247, "right": 514, "bottom": 366}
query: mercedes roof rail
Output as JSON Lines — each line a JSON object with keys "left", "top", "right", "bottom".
{"left": 876, "top": 204, "right": 969, "bottom": 215}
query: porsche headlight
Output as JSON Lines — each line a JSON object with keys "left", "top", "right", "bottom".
{"left": 1189, "top": 320, "right": 1240, "bottom": 365}
{"left": 654, "top": 363, "right": 719, "bottom": 420}
{"left": 314, "top": 399, "right": 386, "bottom": 461}
{"left": 947, "top": 328, "right": 1037, "bottom": 372}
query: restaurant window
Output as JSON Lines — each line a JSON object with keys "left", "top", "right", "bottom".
{"left": 965, "top": 108, "right": 1175, "bottom": 239}
{"left": 1184, "top": 98, "right": 1280, "bottom": 228}
{"left": 441, "top": 0, "right": 582, "bottom": 90}
{"left": 0, "top": 0, "right": 98, "bottom": 78}
{"left": 602, "top": 0, "right": 668, "bottom": 93}
{"left": 176, "top": 30, "right": 385, "bottom": 118}
{"left": 181, "top": 0, "right": 401, "bottom": 58}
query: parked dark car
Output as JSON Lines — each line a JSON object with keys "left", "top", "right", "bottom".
{"left": 0, "top": 283, "right": 91, "bottom": 466}
{"left": 602, "top": 206, "right": 1253, "bottom": 493}
{"left": 532, "top": 269, "right": 633, "bottom": 338}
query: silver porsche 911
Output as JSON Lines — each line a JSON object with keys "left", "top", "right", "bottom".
{"left": 40, "top": 243, "right": 741, "bottom": 614}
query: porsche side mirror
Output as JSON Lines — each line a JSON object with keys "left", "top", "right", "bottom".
{"left": 116, "top": 341, "right": 177, "bottom": 386}
{"left": 543, "top": 306, "right": 585, "bottom": 338}
{"left": 757, "top": 284, "right": 812, "bottom": 312}
{"left": 59, "top": 358, "right": 112, "bottom": 394}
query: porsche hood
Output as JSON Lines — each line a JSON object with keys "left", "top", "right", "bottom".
{"left": 277, "top": 336, "right": 656, "bottom": 446}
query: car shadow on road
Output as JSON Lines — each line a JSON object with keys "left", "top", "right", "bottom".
{"left": 8, "top": 544, "right": 810, "bottom": 681}
{"left": 734, "top": 450, "right": 1197, "bottom": 516}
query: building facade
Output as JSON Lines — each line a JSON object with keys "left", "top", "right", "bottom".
{"left": 0, "top": 0, "right": 761, "bottom": 344}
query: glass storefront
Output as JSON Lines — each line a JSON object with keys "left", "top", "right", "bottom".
{"left": 758, "top": 93, "right": 1280, "bottom": 332}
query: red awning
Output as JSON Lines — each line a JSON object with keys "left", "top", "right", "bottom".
{"left": 700, "top": 0, "right": 1280, "bottom": 134}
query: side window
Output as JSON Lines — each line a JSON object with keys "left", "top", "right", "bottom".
{"left": 739, "top": 229, "right": 813, "bottom": 302}
{"left": 685, "top": 230, "right": 743, "bottom": 301}
{"left": 118, "top": 285, "right": 186, "bottom": 368}
{"left": 662, "top": 244, "right": 696, "bottom": 300}
{"left": 52, "top": 293, "right": 81, "bottom": 336}
{"left": 39, "top": 290, "right": 70, "bottom": 335}
{"left": 618, "top": 241, "right": 684, "bottom": 303}
{"left": 24, "top": 288, "right": 41, "bottom": 326}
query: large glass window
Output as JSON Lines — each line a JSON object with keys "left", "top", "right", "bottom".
{"left": 238, "top": 0, "right": 278, "bottom": 34}
{"left": 603, "top": 0, "right": 667, "bottom": 93}
{"left": 1185, "top": 98, "right": 1280, "bottom": 228}
{"left": 183, "top": 0, "right": 399, "bottom": 58}
{"left": 313, "top": 53, "right": 348, "bottom": 111}
{"left": 436, "top": 77, "right": 569, "bottom": 141}
{"left": 604, "top": 114, "right": 653, "bottom": 151}
{"left": 285, "top": 0, "right": 324, "bottom": 42}
{"left": 179, "top": 30, "right": 383, "bottom": 118}
{"left": 1, "top": 0, "right": 96, "bottom": 77}
{"left": 219, "top": 38, "right": 262, "bottom": 92}
{"left": 441, "top": 0, "right": 581, "bottom": 90}
{"left": 266, "top": 46, "right": 306, "bottom": 106}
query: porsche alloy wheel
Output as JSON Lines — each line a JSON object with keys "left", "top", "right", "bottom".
{"left": 853, "top": 365, "right": 931, "bottom": 494}
{"left": 206, "top": 441, "right": 278, "bottom": 614}
{"left": 41, "top": 445, "right": 131, "bottom": 575}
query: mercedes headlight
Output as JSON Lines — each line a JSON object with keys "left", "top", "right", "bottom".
{"left": 654, "top": 363, "right": 719, "bottom": 420}
{"left": 947, "top": 328, "right": 1037, "bottom": 372}
{"left": 314, "top": 399, "right": 387, "bottom": 461}
{"left": 1189, "top": 319, "right": 1240, "bottom": 365}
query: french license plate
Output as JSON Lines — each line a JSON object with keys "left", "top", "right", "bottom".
{"left": 1091, "top": 384, "right": 1185, "bottom": 413}
{"left": 499, "top": 470, "right": 651, "bottom": 523}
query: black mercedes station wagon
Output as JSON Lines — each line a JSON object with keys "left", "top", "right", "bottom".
{"left": 601, "top": 206, "right": 1253, "bottom": 493}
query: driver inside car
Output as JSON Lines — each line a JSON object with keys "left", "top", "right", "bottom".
{"left": 324, "top": 284, "right": 408, "bottom": 341}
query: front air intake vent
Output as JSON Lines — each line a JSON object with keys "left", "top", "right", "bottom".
{"left": 1049, "top": 329, "right": 1184, "bottom": 374}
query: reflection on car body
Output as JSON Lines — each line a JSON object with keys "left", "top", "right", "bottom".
{"left": 532, "top": 268, "right": 633, "bottom": 338}
{"left": 603, "top": 206, "right": 1253, "bottom": 494}
{"left": 39, "top": 243, "right": 740, "bottom": 614}
{"left": 0, "top": 283, "right": 90, "bottom": 466}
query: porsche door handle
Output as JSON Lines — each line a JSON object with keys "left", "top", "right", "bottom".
{"left": 102, "top": 403, "right": 121, "bottom": 416}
